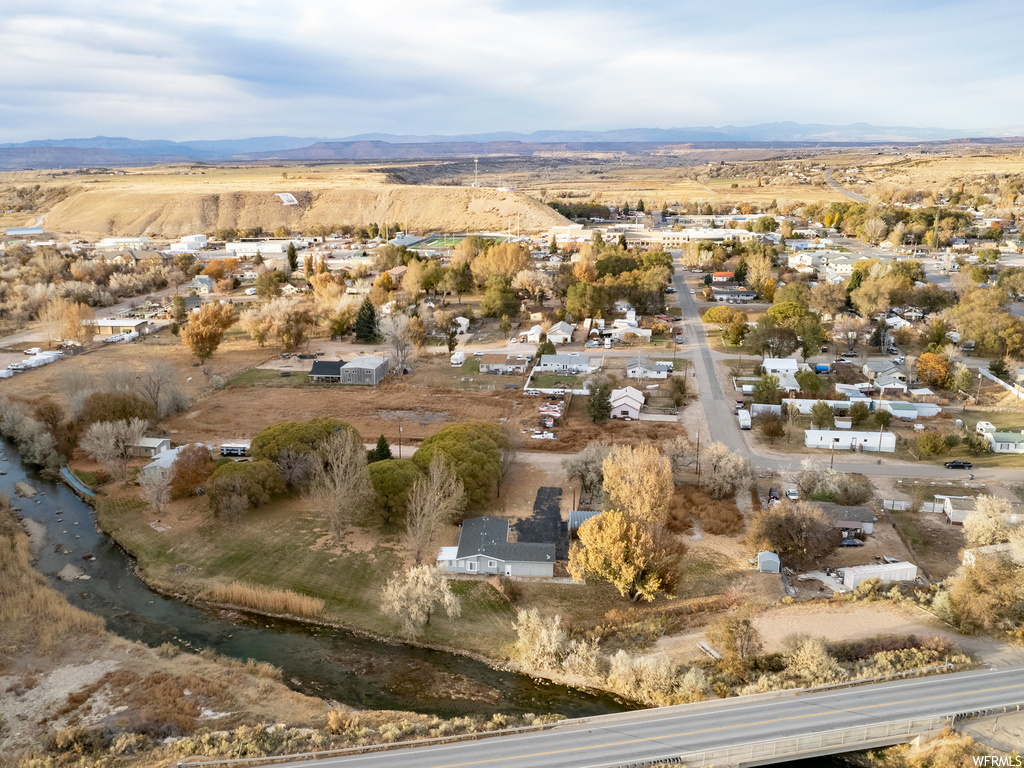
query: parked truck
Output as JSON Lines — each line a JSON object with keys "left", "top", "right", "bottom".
{"left": 737, "top": 409, "right": 752, "bottom": 430}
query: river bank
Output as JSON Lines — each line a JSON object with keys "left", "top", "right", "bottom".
{"left": 1, "top": 443, "right": 630, "bottom": 722}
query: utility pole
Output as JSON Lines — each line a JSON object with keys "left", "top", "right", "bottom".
{"left": 831, "top": 437, "right": 838, "bottom": 469}
{"left": 695, "top": 430, "right": 701, "bottom": 486}
{"left": 398, "top": 424, "right": 403, "bottom": 459}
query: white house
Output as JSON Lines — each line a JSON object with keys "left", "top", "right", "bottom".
{"left": 841, "top": 561, "right": 917, "bottom": 590}
{"left": 804, "top": 429, "right": 896, "bottom": 453}
{"left": 187, "top": 275, "right": 215, "bottom": 294}
{"left": 610, "top": 326, "right": 652, "bottom": 342}
{"left": 546, "top": 321, "right": 574, "bottom": 345}
{"left": 762, "top": 358, "right": 800, "bottom": 376}
{"left": 536, "top": 354, "right": 593, "bottom": 374}
{"left": 626, "top": 357, "right": 672, "bottom": 380}
{"left": 437, "top": 516, "right": 555, "bottom": 577}
{"left": 610, "top": 386, "right": 645, "bottom": 419}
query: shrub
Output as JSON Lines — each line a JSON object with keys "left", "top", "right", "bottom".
{"left": 250, "top": 417, "right": 357, "bottom": 462}
{"left": 916, "top": 432, "right": 949, "bottom": 456}
{"left": 207, "top": 459, "right": 285, "bottom": 513}
{"left": 412, "top": 422, "right": 509, "bottom": 509}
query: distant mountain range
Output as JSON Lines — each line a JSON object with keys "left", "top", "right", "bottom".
{"left": 2, "top": 123, "right": 1023, "bottom": 170}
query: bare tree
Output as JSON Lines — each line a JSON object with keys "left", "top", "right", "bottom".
{"left": 405, "top": 453, "right": 466, "bottom": 564}
{"left": 562, "top": 442, "right": 612, "bottom": 502}
{"left": 310, "top": 429, "right": 373, "bottom": 544}
{"left": 276, "top": 448, "right": 314, "bottom": 491}
{"left": 700, "top": 441, "right": 753, "bottom": 500}
{"left": 79, "top": 418, "right": 148, "bottom": 480}
{"left": 54, "top": 367, "right": 94, "bottom": 420}
{"left": 138, "top": 469, "right": 170, "bottom": 515}
{"left": 103, "top": 366, "right": 137, "bottom": 393}
{"left": 863, "top": 218, "right": 888, "bottom": 244}
{"left": 380, "top": 565, "right": 461, "bottom": 638}
{"left": 377, "top": 314, "right": 414, "bottom": 374}
{"left": 964, "top": 495, "right": 1014, "bottom": 548}
{"left": 661, "top": 435, "right": 696, "bottom": 483}
{"left": 136, "top": 360, "right": 178, "bottom": 416}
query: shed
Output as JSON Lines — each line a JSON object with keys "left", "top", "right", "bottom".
{"left": 130, "top": 437, "right": 171, "bottom": 458}
{"left": 840, "top": 561, "right": 918, "bottom": 589}
{"left": 757, "top": 551, "right": 780, "bottom": 573}
{"left": 569, "top": 510, "right": 602, "bottom": 538}
{"left": 937, "top": 495, "right": 976, "bottom": 525}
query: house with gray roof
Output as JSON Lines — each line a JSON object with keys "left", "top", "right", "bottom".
{"left": 437, "top": 516, "right": 556, "bottom": 577}
{"left": 187, "top": 275, "right": 215, "bottom": 294}
{"left": 862, "top": 361, "right": 908, "bottom": 383}
{"left": 626, "top": 357, "right": 672, "bottom": 380}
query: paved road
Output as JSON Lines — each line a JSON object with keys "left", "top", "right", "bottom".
{"left": 668, "top": 259, "right": 1024, "bottom": 483}
{"left": 268, "top": 667, "right": 1024, "bottom": 768}
{"left": 825, "top": 168, "right": 869, "bottom": 203}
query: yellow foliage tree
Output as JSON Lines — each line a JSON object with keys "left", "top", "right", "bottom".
{"left": 180, "top": 302, "right": 237, "bottom": 363}
{"left": 602, "top": 444, "right": 673, "bottom": 525}
{"left": 568, "top": 510, "right": 664, "bottom": 602}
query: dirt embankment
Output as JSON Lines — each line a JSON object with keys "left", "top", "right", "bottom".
{"left": 44, "top": 185, "right": 570, "bottom": 237}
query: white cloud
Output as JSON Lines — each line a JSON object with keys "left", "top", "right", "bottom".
{"left": 0, "top": 0, "right": 1023, "bottom": 140}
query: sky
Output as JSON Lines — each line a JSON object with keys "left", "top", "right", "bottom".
{"left": 3, "top": 0, "right": 1024, "bottom": 143}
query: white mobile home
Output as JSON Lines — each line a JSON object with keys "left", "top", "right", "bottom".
{"left": 804, "top": 429, "right": 896, "bottom": 453}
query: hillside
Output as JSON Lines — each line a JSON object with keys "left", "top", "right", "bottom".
{"left": 42, "top": 184, "right": 570, "bottom": 237}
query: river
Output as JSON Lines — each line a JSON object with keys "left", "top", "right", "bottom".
{"left": 2, "top": 444, "right": 628, "bottom": 719}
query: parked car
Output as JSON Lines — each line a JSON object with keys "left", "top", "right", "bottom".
{"left": 768, "top": 487, "right": 780, "bottom": 502}
{"left": 785, "top": 489, "right": 799, "bottom": 500}
{"left": 840, "top": 539, "right": 864, "bottom": 547}
{"left": 840, "top": 351, "right": 858, "bottom": 358}
{"left": 689, "top": 289, "right": 696, "bottom": 294}
{"left": 944, "top": 460, "right": 973, "bottom": 469}
{"left": 586, "top": 340, "right": 599, "bottom": 348}
{"left": 671, "top": 316, "right": 682, "bottom": 322}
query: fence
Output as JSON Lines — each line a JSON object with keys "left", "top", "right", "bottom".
{"left": 882, "top": 499, "right": 940, "bottom": 514}
{"left": 979, "top": 367, "right": 1024, "bottom": 400}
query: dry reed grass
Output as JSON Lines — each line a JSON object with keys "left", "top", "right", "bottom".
{"left": 201, "top": 581, "right": 325, "bottom": 619}
{"left": 0, "top": 497, "right": 104, "bottom": 664}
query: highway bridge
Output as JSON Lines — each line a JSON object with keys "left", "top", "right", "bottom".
{"left": 181, "top": 666, "right": 1024, "bottom": 768}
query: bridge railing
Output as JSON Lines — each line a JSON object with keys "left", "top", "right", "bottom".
{"left": 677, "top": 715, "right": 949, "bottom": 766}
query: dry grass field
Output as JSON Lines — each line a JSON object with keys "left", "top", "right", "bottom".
{"left": 1, "top": 163, "right": 569, "bottom": 237}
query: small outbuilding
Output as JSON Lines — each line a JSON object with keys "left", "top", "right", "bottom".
{"left": 757, "top": 551, "right": 781, "bottom": 573}
{"left": 130, "top": 437, "right": 171, "bottom": 458}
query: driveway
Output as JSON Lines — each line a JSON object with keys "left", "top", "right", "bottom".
{"left": 515, "top": 486, "right": 567, "bottom": 559}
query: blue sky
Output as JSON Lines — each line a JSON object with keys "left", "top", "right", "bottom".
{"left": 2, "top": 0, "right": 1023, "bottom": 142}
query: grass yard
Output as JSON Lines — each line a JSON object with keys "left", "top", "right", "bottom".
{"left": 894, "top": 478, "right": 988, "bottom": 502}
{"left": 530, "top": 372, "right": 583, "bottom": 389}
{"left": 96, "top": 491, "right": 518, "bottom": 658}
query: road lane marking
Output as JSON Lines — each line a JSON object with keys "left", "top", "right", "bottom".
{"left": 427, "top": 680, "right": 1024, "bottom": 768}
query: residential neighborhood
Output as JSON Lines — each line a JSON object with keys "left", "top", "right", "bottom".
{"left": 6, "top": 129, "right": 1024, "bottom": 765}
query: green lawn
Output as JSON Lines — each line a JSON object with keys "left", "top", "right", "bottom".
{"left": 226, "top": 368, "right": 316, "bottom": 388}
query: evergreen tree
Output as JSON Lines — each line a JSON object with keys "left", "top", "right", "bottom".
{"left": 637, "top": 199, "right": 645, "bottom": 212}
{"left": 355, "top": 298, "right": 377, "bottom": 342}
{"left": 287, "top": 242, "right": 298, "bottom": 272}
{"left": 587, "top": 384, "right": 612, "bottom": 422}
{"left": 549, "top": 236, "right": 558, "bottom": 255}
{"left": 253, "top": 250, "right": 264, "bottom": 266}
{"left": 536, "top": 339, "right": 556, "bottom": 358}
{"left": 368, "top": 434, "right": 393, "bottom": 463}
{"left": 617, "top": 234, "right": 628, "bottom": 250}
